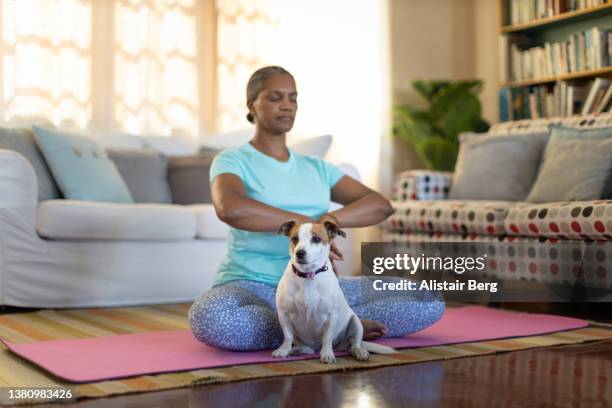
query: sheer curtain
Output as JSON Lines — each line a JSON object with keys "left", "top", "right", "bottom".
{"left": 0, "top": 0, "right": 201, "bottom": 136}
{"left": 0, "top": 0, "right": 92, "bottom": 127}
{"left": 215, "top": 0, "right": 277, "bottom": 132}
{"left": 114, "top": 0, "right": 199, "bottom": 136}
{"left": 0, "top": 0, "right": 391, "bottom": 174}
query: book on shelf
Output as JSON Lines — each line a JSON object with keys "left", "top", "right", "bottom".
{"left": 498, "top": 77, "right": 612, "bottom": 120}
{"left": 581, "top": 77, "right": 612, "bottom": 113}
{"left": 508, "top": 0, "right": 609, "bottom": 26}
{"left": 503, "top": 26, "right": 612, "bottom": 83}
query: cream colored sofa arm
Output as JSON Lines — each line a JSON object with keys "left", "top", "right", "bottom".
{"left": 0, "top": 149, "right": 38, "bottom": 208}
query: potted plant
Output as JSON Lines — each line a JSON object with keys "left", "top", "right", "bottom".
{"left": 393, "top": 80, "right": 490, "bottom": 171}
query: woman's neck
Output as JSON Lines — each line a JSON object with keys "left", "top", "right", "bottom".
{"left": 250, "top": 131, "right": 289, "bottom": 162}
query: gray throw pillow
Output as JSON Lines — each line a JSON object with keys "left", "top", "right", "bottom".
{"left": 449, "top": 132, "right": 549, "bottom": 201}
{"left": 527, "top": 125, "right": 612, "bottom": 203}
{"left": 107, "top": 149, "right": 172, "bottom": 203}
{"left": 0, "top": 125, "right": 61, "bottom": 201}
{"left": 167, "top": 154, "right": 215, "bottom": 205}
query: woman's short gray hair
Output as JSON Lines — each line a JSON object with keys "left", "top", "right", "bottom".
{"left": 246, "top": 66, "right": 294, "bottom": 123}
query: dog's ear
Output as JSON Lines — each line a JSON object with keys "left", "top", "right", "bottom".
{"left": 323, "top": 220, "right": 346, "bottom": 240}
{"left": 277, "top": 220, "right": 297, "bottom": 237}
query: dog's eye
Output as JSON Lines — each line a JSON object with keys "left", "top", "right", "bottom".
{"left": 291, "top": 236, "right": 299, "bottom": 245}
{"left": 311, "top": 236, "right": 322, "bottom": 244}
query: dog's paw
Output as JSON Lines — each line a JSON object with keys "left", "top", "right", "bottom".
{"left": 351, "top": 346, "right": 369, "bottom": 361}
{"left": 272, "top": 346, "right": 291, "bottom": 358}
{"left": 319, "top": 350, "right": 336, "bottom": 364}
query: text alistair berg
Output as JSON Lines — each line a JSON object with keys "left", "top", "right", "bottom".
{"left": 370, "top": 254, "right": 498, "bottom": 293}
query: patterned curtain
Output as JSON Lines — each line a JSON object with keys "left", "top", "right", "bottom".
{"left": 0, "top": 0, "right": 92, "bottom": 127}
{"left": 114, "top": 0, "right": 199, "bottom": 136}
{"left": 215, "top": 0, "right": 277, "bottom": 132}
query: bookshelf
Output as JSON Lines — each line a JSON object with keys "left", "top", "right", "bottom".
{"left": 501, "top": 1, "right": 612, "bottom": 33}
{"left": 498, "top": 0, "right": 612, "bottom": 121}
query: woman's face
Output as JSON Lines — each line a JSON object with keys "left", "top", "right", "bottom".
{"left": 250, "top": 74, "right": 297, "bottom": 134}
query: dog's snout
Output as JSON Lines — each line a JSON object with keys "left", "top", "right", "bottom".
{"left": 295, "top": 249, "right": 306, "bottom": 259}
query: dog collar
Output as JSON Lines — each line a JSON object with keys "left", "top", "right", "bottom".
{"left": 292, "top": 264, "right": 328, "bottom": 280}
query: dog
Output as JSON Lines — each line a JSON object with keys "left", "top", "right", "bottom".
{"left": 273, "top": 219, "right": 395, "bottom": 364}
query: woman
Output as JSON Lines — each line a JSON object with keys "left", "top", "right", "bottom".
{"left": 189, "top": 66, "right": 444, "bottom": 351}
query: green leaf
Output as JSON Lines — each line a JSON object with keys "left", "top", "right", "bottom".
{"left": 393, "top": 80, "right": 488, "bottom": 170}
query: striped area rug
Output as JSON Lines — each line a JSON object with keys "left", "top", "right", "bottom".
{"left": 0, "top": 304, "right": 610, "bottom": 403}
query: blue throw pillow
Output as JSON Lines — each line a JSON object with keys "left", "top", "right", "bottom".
{"left": 33, "top": 126, "right": 134, "bottom": 203}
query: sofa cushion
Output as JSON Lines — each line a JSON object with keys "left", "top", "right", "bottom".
{"left": 167, "top": 154, "right": 215, "bottom": 205}
{"left": 392, "top": 170, "right": 453, "bottom": 201}
{"left": 505, "top": 200, "right": 612, "bottom": 240}
{"left": 32, "top": 126, "right": 134, "bottom": 203}
{"left": 387, "top": 200, "right": 517, "bottom": 236}
{"left": 0, "top": 126, "right": 61, "bottom": 201}
{"left": 200, "top": 129, "right": 254, "bottom": 150}
{"left": 527, "top": 125, "right": 612, "bottom": 203}
{"left": 107, "top": 149, "right": 172, "bottom": 204}
{"left": 37, "top": 200, "right": 197, "bottom": 240}
{"left": 288, "top": 135, "right": 332, "bottom": 158}
{"left": 200, "top": 133, "right": 333, "bottom": 159}
{"left": 382, "top": 231, "right": 612, "bottom": 289}
{"left": 143, "top": 136, "right": 199, "bottom": 156}
{"left": 189, "top": 204, "right": 229, "bottom": 239}
{"left": 449, "top": 132, "right": 548, "bottom": 201}
{"left": 97, "top": 133, "right": 146, "bottom": 150}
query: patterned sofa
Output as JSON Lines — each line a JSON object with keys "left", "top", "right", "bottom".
{"left": 382, "top": 115, "right": 612, "bottom": 296}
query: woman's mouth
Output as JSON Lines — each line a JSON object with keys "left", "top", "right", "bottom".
{"left": 276, "top": 116, "right": 293, "bottom": 123}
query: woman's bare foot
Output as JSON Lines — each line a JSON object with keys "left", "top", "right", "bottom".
{"left": 361, "top": 319, "right": 388, "bottom": 340}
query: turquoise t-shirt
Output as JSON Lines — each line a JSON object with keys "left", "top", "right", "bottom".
{"left": 210, "top": 142, "right": 345, "bottom": 286}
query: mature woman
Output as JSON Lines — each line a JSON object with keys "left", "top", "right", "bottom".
{"left": 189, "top": 66, "right": 444, "bottom": 351}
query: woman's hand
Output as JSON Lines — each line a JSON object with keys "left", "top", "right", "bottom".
{"left": 329, "top": 241, "right": 343, "bottom": 276}
{"left": 319, "top": 214, "right": 343, "bottom": 261}
{"left": 319, "top": 213, "right": 340, "bottom": 228}
{"left": 329, "top": 242, "right": 343, "bottom": 261}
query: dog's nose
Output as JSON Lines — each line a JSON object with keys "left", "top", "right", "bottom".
{"left": 296, "top": 249, "right": 306, "bottom": 259}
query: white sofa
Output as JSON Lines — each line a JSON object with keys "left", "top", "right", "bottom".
{"left": 0, "top": 133, "right": 359, "bottom": 308}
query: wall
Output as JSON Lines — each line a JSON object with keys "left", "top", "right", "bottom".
{"left": 473, "top": 0, "right": 501, "bottom": 125}
{"left": 386, "top": 0, "right": 499, "bottom": 184}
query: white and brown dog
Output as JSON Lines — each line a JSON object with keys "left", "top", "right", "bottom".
{"left": 273, "top": 219, "right": 395, "bottom": 364}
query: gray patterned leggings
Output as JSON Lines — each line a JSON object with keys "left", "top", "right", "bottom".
{"left": 188, "top": 277, "right": 445, "bottom": 351}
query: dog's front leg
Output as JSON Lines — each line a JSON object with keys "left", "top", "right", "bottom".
{"left": 272, "top": 312, "right": 294, "bottom": 358}
{"left": 320, "top": 313, "right": 336, "bottom": 364}
{"left": 347, "top": 314, "right": 369, "bottom": 361}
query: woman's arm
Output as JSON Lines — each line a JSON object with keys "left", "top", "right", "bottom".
{"left": 212, "top": 173, "right": 313, "bottom": 232}
{"left": 322, "top": 176, "right": 395, "bottom": 228}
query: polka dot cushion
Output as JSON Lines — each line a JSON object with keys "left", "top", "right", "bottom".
{"left": 382, "top": 231, "right": 612, "bottom": 289}
{"left": 505, "top": 201, "right": 612, "bottom": 240}
{"left": 386, "top": 200, "right": 517, "bottom": 236}
{"left": 392, "top": 170, "right": 453, "bottom": 201}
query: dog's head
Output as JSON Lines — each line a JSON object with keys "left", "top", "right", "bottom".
{"left": 277, "top": 219, "right": 346, "bottom": 270}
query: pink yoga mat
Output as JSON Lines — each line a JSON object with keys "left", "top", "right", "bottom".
{"left": 1, "top": 306, "right": 587, "bottom": 383}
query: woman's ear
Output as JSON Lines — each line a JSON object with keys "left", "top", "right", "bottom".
{"left": 247, "top": 100, "right": 255, "bottom": 122}
{"left": 277, "top": 220, "right": 297, "bottom": 236}
{"left": 323, "top": 221, "right": 346, "bottom": 240}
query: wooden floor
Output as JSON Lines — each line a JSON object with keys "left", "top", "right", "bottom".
{"left": 5, "top": 302, "right": 609, "bottom": 408}
{"left": 52, "top": 338, "right": 611, "bottom": 408}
